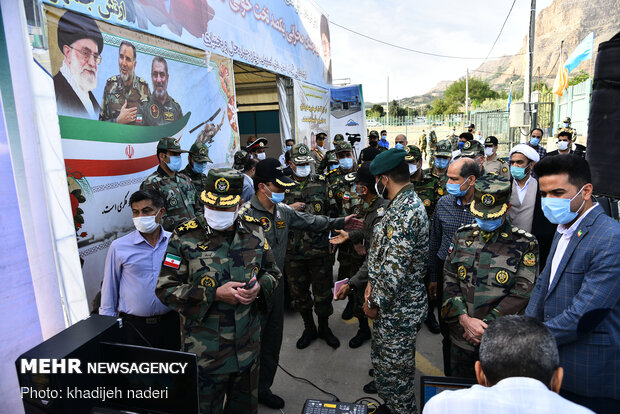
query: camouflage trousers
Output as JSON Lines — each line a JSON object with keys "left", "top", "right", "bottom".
{"left": 285, "top": 256, "right": 333, "bottom": 317}
{"left": 337, "top": 245, "right": 364, "bottom": 281}
{"left": 198, "top": 359, "right": 258, "bottom": 414}
{"left": 449, "top": 343, "right": 478, "bottom": 379}
{"left": 371, "top": 316, "right": 424, "bottom": 414}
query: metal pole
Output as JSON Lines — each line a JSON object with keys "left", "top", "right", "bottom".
{"left": 524, "top": 0, "right": 536, "bottom": 130}
{"left": 465, "top": 68, "right": 469, "bottom": 121}
{"left": 386, "top": 76, "right": 389, "bottom": 127}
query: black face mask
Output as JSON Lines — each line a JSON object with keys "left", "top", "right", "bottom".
{"left": 369, "top": 140, "right": 378, "bottom": 147}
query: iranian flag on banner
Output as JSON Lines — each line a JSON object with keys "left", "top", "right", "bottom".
{"left": 60, "top": 113, "right": 191, "bottom": 177}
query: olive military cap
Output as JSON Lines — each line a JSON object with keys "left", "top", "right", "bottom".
{"left": 201, "top": 168, "right": 243, "bottom": 208}
{"left": 334, "top": 140, "right": 353, "bottom": 154}
{"left": 404, "top": 145, "right": 422, "bottom": 162}
{"left": 333, "top": 134, "right": 345, "bottom": 143}
{"left": 470, "top": 175, "right": 512, "bottom": 219}
{"left": 290, "top": 143, "right": 313, "bottom": 165}
{"left": 189, "top": 141, "right": 212, "bottom": 162}
{"left": 435, "top": 139, "right": 453, "bottom": 157}
{"left": 484, "top": 136, "right": 499, "bottom": 147}
{"left": 326, "top": 151, "right": 338, "bottom": 164}
{"left": 157, "top": 137, "right": 187, "bottom": 153}
{"left": 461, "top": 140, "right": 484, "bottom": 158}
{"left": 370, "top": 148, "right": 406, "bottom": 175}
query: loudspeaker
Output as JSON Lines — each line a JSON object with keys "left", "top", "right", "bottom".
{"left": 586, "top": 31, "right": 620, "bottom": 198}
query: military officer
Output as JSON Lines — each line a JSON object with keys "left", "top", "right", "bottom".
{"left": 99, "top": 41, "right": 150, "bottom": 124}
{"left": 419, "top": 130, "right": 427, "bottom": 158}
{"left": 140, "top": 137, "right": 201, "bottom": 231}
{"left": 364, "top": 149, "right": 429, "bottom": 414}
{"left": 425, "top": 139, "right": 452, "bottom": 195}
{"left": 358, "top": 130, "right": 382, "bottom": 163}
{"left": 309, "top": 132, "right": 327, "bottom": 171}
{"left": 442, "top": 175, "right": 539, "bottom": 379}
{"left": 247, "top": 137, "right": 269, "bottom": 161}
{"left": 555, "top": 116, "right": 576, "bottom": 139}
{"left": 156, "top": 168, "right": 279, "bottom": 413}
{"left": 284, "top": 144, "right": 339, "bottom": 350}
{"left": 318, "top": 133, "right": 343, "bottom": 173}
{"left": 181, "top": 141, "right": 212, "bottom": 195}
{"left": 238, "top": 158, "right": 360, "bottom": 409}
{"left": 141, "top": 56, "right": 183, "bottom": 126}
{"left": 483, "top": 136, "right": 509, "bottom": 178}
{"left": 460, "top": 140, "right": 486, "bottom": 175}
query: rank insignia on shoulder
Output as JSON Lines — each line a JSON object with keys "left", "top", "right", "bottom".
{"left": 495, "top": 270, "right": 510, "bottom": 285}
{"left": 163, "top": 253, "right": 181, "bottom": 269}
{"left": 200, "top": 275, "right": 216, "bottom": 287}
{"left": 465, "top": 240, "right": 473, "bottom": 247}
{"left": 522, "top": 252, "right": 536, "bottom": 267}
{"left": 177, "top": 220, "right": 198, "bottom": 233}
{"left": 437, "top": 188, "right": 444, "bottom": 196}
{"left": 345, "top": 173, "right": 356, "bottom": 182}
{"left": 244, "top": 215, "right": 260, "bottom": 224}
{"left": 501, "top": 232, "right": 509, "bottom": 239}
{"left": 318, "top": 174, "right": 326, "bottom": 181}
{"left": 197, "top": 243, "right": 209, "bottom": 251}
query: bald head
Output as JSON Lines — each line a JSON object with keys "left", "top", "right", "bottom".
{"left": 449, "top": 157, "right": 480, "bottom": 181}
{"left": 395, "top": 134, "right": 407, "bottom": 146}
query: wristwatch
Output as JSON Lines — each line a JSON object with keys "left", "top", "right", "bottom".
{"left": 366, "top": 298, "right": 375, "bottom": 309}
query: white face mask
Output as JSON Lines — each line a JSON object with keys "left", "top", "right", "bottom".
{"left": 295, "top": 164, "right": 311, "bottom": 178}
{"left": 257, "top": 152, "right": 266, "bottom": 160}
{"left": 408, "top": 163, "right": 418, "bottom": 176}
{"left": 484, "top": 147, "right": 494, "bottom": 157}
{"left": 204, "top": 206, "right": 238, "bottom": 231}
{"left": 557, "top": 141, "right": 570, "bottom": 151}
{"left": 133, "top": 209, "right": 161, "bottom": 234}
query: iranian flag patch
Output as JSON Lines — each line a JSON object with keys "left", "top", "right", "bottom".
{"left": 164, "top": 253, "right": 181, "bottom": 269}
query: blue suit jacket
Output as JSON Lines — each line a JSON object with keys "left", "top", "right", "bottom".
{"left": 525, "top": 205, "right": 620, "bottom": 400}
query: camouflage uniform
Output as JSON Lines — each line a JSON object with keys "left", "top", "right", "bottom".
{"left": 449, "top": 133, "right": 459, "bottom": 151}
{"left": 406, "top": 145, "right": 440, "bottom": 219}
{"left": 442, "top": 175, "right": 539, "bottom": 378}
{"left": 284, "top": 144, "right": 337, "bottom": 318}
{"left": 317, "top": 133, "right": 344, "bottom": 173}
{"left": 141, "top": 138, "right": 201, "bottom": 232}
{"left": 155, "top": 169, "right": 280, "bottom": 414}
{"left": 99, "top": 74, "right": 150, "bottom": 124}
{"left": 555, "top": 117, "right": 576, "bottom": 139}
{"left": 181, "top": 142, "right": 212, "bottom": 195}
{"left": 140, "top": 93, "right": 183, "bottom": 126}
{"left": 419, "top": 133, "right": 427, "bottom": 157}
{"left": 368, "top": 182, "right": 429, "bottom": 414}
{"left": 425, "top": 139, "right": 452, "bottom": 195}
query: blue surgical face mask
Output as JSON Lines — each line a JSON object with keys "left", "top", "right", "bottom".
{"left": 564, "top": 122, "right": 570, "bottom": 128}
{"left": 435, "top": 157, "right": 450, "bottom": 170}
{"left": 285, "top": 145, "right": 292, "bottom": 151}
{"left": 395, "top": 143, "right": 404, "bottom": 150}
{"left": 265, "top": 186, "right": 285, "bottom": 204}
{"left": 541, "top": 186, "right": 585, "bottom": 224}
{"left": 475, "top": 217, "right": 504, "bottom": 232}
{"left": 408, "top": 163, "right": 418, "bottom": 176}
{"left": 557, "top": 141, "right": 570, "bottom": 151}
{"left": 530, "top": 137, "right": 541, "bottom": 146}
{"left": 510, "top": 165, "right": 529, "bottom": 181}
{"left": 446, "top": 177, "right": 471, "bottom": 197}
{"left": 458, "top": 141, "right": 465, "bottom": 150}
{"left": 192, "top": 162, "right": 207, "bottom": 174}
{"left": 166, "top": 155, "right": 182, "bottom": 172}
{"left": 339, "top": 157, "right": 353, "bottom": 170}
{"left": 295, "top": 164, "right": 311, "bottom": 178}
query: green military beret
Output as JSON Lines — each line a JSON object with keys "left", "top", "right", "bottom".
{"left": 404, "top": 145, "right": 422, "bottom": 162}
{"left": 189, "top": 141, "right": 212, "bottom": 162}
{"left": 334, "top": 140, "right": 353, "bottom": 153}
{"left": 291, "top": 143, "right": 313, "bottom": 164}
{"left": 470, "top": 175, "right": 512, "bottom": 219}
{"left": 370, "top": 148, "right": 407, "bottom": 175}
{"left": 435, "top": 139, "right": 452, "bottom": 157}
{"left": 201, "top": 168, "right": 243, "bottom": 208}
{"left": 461, "top": 140, "right": 484, "bottom": 158}
{"left": 157, "top": 137, "right": 187, "bottom": 153}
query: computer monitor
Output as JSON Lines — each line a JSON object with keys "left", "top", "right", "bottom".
{"left": 420, "top": 375, "right": 477, "bottom": 410}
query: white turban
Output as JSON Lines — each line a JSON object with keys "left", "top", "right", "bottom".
{"left": 509, "top": 144, "right": 540, "bottom": 163}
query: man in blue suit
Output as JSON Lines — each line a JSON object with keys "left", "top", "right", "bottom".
{"left": 525, "top": 155, "right": 620, "bottom": 413}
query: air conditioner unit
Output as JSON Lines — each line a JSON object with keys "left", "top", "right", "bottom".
{"left": 509, "top": 102, "right": 529, "bottom": 127}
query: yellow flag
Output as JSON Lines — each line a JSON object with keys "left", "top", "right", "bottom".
{"left": 553, "top": 53, "right": 569, "bottom": 96}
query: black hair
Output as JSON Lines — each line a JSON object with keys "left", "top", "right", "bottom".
{"left": 156, "top": 148, "right": 167, "bottom": 161}
{"left": 557, "top": 130, "right": 573, "bottom": 140}
{"left": 119, "top": 41, "right": 136, "bottom": 60}
{"left": 284, "top": 150, "right": 291, "bottom": 164}
{"left": 459, "top": 158, "right": 481, "bottom": 179}
{"left": 459, "top": 132, "right": 474, "bottom": 141}
{"left": 253, "top": 175, "right": 269, "bottom": 192}
{"left": 129, "top": 189, "right": 164, "bottom": 209}
{"left": 244, "top": 157, "right": 257, "bottom": 173}
{"left": 151, "top": 56, "right": 168, "bottom": 74}
{"left": 533, "top": 154, "right": 591, "bottom": 188}
{"left": 480, "top": 316, "right": 559, "bottom": 386}
{"left": 380, "top": 130, "right": 387, "bottom": 134}
{"left": 531, "top": 127, "right": 544, "bottom": 136}
{"left": 385, "top": 160, "right": 410, "bottom": 184}
{"left": 285, "top": 139, "right": 295, "bottom": 145}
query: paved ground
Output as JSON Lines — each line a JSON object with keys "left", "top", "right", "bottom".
{"left": 259, "top": 298, "right": 445, "bottom": 414}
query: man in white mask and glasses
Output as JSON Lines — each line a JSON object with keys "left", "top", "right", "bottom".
{"left": 100, "top": 189, "right": 180, "bottom": 350}
{"left": 483, "top": 136, "right": 510, "bottom": 179}
{"left": 156, "top": 168, "right": 280, "bottom": 414}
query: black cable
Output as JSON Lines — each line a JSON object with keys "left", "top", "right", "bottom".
{"left": 118, "top": 317, "right": 153, "bottom": 347}
{"left": 480, "top": 0, "right": 518, "bottom": 67}
{"left": 277, "top": 363, "right": 339, "bottom": 401}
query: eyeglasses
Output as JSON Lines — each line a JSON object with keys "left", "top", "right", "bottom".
{"left": 69, "top": 46, "right": 102, "bottom": 64}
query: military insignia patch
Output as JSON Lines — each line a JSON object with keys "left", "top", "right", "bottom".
{"left": 163, "top": 253, "right": 181, "bottom": 269}
{"left": 353, "top": 205, "right": 362, "bottom": 216}
{"left": 299, "top": 146, "right": 308, "bottom": 155}
{"left": 200, "top": 275, "right": 216, "bottom": 287}
{"left": 197, "top": 243, "right": 209, "bottom": 251}
{"left": 465, "top": 240, "right": 473, "bottom": 247}
{"left": 423, "top": 199, "right": 431, "bottom": 207}
{"left": 501, "top": 232, "right": 509, "bottom": 239}
{"left": 259, "top": 217, "right": 272, "bottom": 231}
{"left": 377, "top": 207, "right": 385, "bottom": 217}
{"left": 150, "top": 104, "right": 160, "bottom": 119}
{"left": 437, "top": 188, "right": 444, "bottom": 196}
{"left": 343, "top": 193, "right": 350, "bottom": 201}
{"left": 502, "top": 167, "right": 508, "bottom": 173}
{"left": 314, "top": 202, "right": 322, "bottom": 212}
{"left": 481, "top": 194, "right": 495, "bottom": 207}
{"left": 523, "top": 252, "right": 536, "bottom": 267}
{"left": 387, "top": 225, "right": 394, "bottom": 239}
{"left": 495, "top": 270, "right": 510, "bottom": 285}
{"left": 337, "top": 191, "right": 344, "bottom": 199}
{"left": 457, "top": 265, "right": 467, "bottom": 280}
{"left": 264, "top": 239, "right": 269, "bottom": 250}
{"left": 463, "top": 141, "right": 472, "bottom": 150}
{"left": 199, "top": 147, "right": 207, "bottom": 155}
{"left": 164, "top": 111, "right": 174, "bottom": 122}
{"left": 250, "top": 266, "right": 259, "bottom": 279}
{"left": 345, "top": 173, "right": 356, "bottom": 181}
{"left": 169, "top": 197, "right": 178, "bottom": 207}
{"left": 276, "top": 220, "right": 286, "bottom": 229}
{"left": 215, "top": 177, "right": 230, "bottom": 192}
{"left": 328, "top": 189, "right": 333, "bottom": 198}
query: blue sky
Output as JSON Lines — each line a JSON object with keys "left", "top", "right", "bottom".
{"left": 315, "top": 0, "right": 554, "bottom": 102}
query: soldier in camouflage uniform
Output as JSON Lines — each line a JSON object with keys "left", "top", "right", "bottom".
{"left": 461, "top": 140, "right": 487, "bottom": 175}
{"left": 483, "top": 136, "right": 510, "bottom": 178}
{"left": 365, "top": 148, "right": 429, "bottom": 414}
{"left": 181, "top": 141, "right": 212, "bottom": 195}
{"left": 141, "top": 137, "right": 201, "bottom": 231}
{"left": 327, "top": 140, "right": 364, "bottom": 320}
{"left": 555, "top": 116, "right": 576, "bottom": 139}
{"left": 442, "top": 175, "right": 539, "bottom": 378}
{"left": 419, "top": 130, "right": 427, "bottom": 158}
{"left": 318, "top": 133, "right": 344, "bottom": 174}
{"left": 141, "top": 56, "right": 183, "bottom": 126}
{"left": 99, "top": 41, "right": 150, "bottom": 124}
{"left": 283, "top": 144, "right": 339, "bottom": 349}
{"left": 425, "top": 139, "right": 452, "bottom": 197}
{"left": 155, "top": 168, "right": 280, "bottom": 414}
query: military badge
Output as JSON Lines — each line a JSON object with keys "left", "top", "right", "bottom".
{"left": 199, "top": 147, "right": 207, "bottom": 156}
{"left": 164, "top": 111, "right": 174, "bottom": 122}
{"left": 250, "top": 266, "right": 259, "bottom": 279}
{"left": 495, "top": 270, "right": 510, "bottom": 285}
{"left": 437, "top": 188, "right": 444, "bottom": 196}
{"left": 200, "top": 275, "right": 216, "bottom": 287}
{"left": 150, "top": 104, "right": 160, "bottom": 119}
{"left": 523, "top": 252, "right": 536, "bottom": 267}
{"left": 215, "top": 177, "right": 230, "bottom": 192}
{"left": 457, "top": 265, "right": 467, "bottom": 280}
{"left": 353, "top": 205, "right": 362, "bottom": 216}
{"left": 423, "top": 199, "right": 431, "bottom": 207}
{"left": 276, "top": 220, "right": 286, "bottom": 229}
{"left": 377, "top": 207, "right": 385, "bottom": 217}
{"left": 481, "top": 194, "right": 495, "bottom": 207}
{"left": 387, "top": 225, "right": 393, "bottom": 239}
{"left": 345, "top": 173, "right": 356, "bottom": 181}
{"left": 314, "top": 202, "right": 322, "bottom": 213}
{"left": 501, "top": 232, "right": 509, "bottom": 239}
{"left": 337, "top": 191, "right": 344, "bottom": 199}
{"left": 473, "top": 231, "right": 479, "bottom": 236}
{"left": 502, "top": 167, "right": 508, "bottom": 173}
{"left": 343, "top": 193, "right": 350, "bottom": 201}
{"left": 259, "top": 217, "right": 272, "bottom": 231}
{"left": 465, "top": 240, "right": 473, "bottom": 247}
{"left": 264, "top": 239, "right": 270, "bottom": 250}
{"left": 163, "top": 253, "right": 181, "bottom": 269}
{"left": 197, "top": 243, "right": 209, "bottom": 251}
{"left": 328, "top": 189, "right": 333, "bottom": 198}
{"left": 169, "top": 196, "right": 178, "bottom": 207}
{"left": 463, "top": 141, "right": 472, "bottom": 150}
{"left": 299, "top": 146, "right": 308, "bottom": 155}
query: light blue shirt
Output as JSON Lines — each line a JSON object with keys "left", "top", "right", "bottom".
{"left": 99, "top": 228, "right": 171, "bottom": 317}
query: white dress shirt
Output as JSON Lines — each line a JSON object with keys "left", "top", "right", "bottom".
{"left": 515, "top": 176, "right": 533, "bottom": 204}
{"left": 549, "top": 203, "right": 599, "bottom": 287}
{"left": 423, "top": 377, "right": 593, "bottom": 414}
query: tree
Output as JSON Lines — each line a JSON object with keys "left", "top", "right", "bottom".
{"left": 388, "top": 100, "right": 407, "bottom": 117}
{"left": 568, "top": 69, "right": 590, "bottom": 86}
{"left": 444, "top": 77, "right": 499, "bottom": 109}
{"left": 371, "top": 104, "right": 385, "bottom": 117}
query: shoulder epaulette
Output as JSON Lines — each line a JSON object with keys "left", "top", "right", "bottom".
{"left": 512, "top": 226, "right": 535, "bottom": 240}
{"left": 238, "top": 201, "right": 252, "bottom": 216}
{"left": 457, "top": 223, "right": 476, "bottom": 232}
{"left": 138, "top": 77, "right": 148, "bottom": 85}
{"left": 244, "top": 215, "right": 261, "bottom": 224}
{"left": 175, "top": 219, "right": 199, "bottom": 234}
{"left": 498, "top": 158, "right": 506, "bottom": 164}
{"left": 109, "top": 75, "right": 118, "bottom": 82}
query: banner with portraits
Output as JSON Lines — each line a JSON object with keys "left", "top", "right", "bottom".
{"left": 330, "top": 84, "right": 366, "bottom": 158}
{"left": 293, "top": 79, "right": 329, "bottom": 150}
{"left": 45, "top": 6, "right": 240, "bottom": 305}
